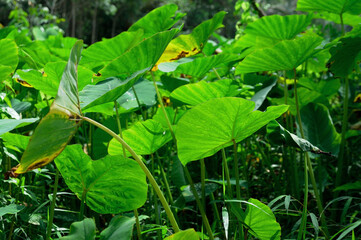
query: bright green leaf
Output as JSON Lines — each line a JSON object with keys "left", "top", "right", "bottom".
{"left": 0, "top": 39, "right": 18, "bottom": 81}
{"left": 100, "top": 215, "right": 135, "bottom": 240}
{"left": 55, "top": 145, "right": 147, "bottom": 213}
{"left": 297, "top": 0, "right": 361, "bottom": 15}
{"left": 176, "top": 97, "right": 288, "bottom": 165}
{"left": 0, "top": 118, "right": 38, "bottom": 136}
{"left": 163, "top": 229, "right": 199, "bottom": 240}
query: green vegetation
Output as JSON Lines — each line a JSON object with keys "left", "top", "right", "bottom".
{"left": 0, "top": 1, "right": 361, "bottom": 239}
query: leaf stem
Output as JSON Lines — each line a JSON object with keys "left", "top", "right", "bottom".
{"left": 221, "top": 148, "right": 233, "bottom": 197}
{"left": 80, "top": 116, "right": 180, "bottom": 233}
{"left": 233, "top": 140, "right": 241, "bottom": 200}
{"left": 79, "top": 189, "right": 86, "bottom": 220}
{"left": 46, "top": 168, "right": 60, "bottom": 240}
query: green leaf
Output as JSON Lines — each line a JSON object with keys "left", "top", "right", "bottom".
{"left": 53, "top": 40, "right": 83, "bottom": 115}
{"left": 163, "top": 229, "right": 200, "bottom": 240}
{"left": 155, "top": 12, "right": 226, "bottom": 67}
{"left": 266, "top": 120, "right": 330, "bottom": 155}
{"left": 170, "top": 79, "right": 239, "bottom": 106}
{"left": 301, "top": 103, "right": 341, "bottom": 156}
{"left": 333, "top": 181, "right": 361, "bottom": 192}
{"left": 79, "top": 69, "right": 147, "bottom": 110}
{"left": 98, "top": 29, "right": 179, "bottom": 79}
{"left": 80, "top": 30, "right": 144, "bottom": 71}
{"left": 251, "top": 79, "right": 277, "bottom": 110}
{"left": 108, "top": 119, "right": 172, "bottom": 156}
{"left": 0, "top": 39, "right": 18, "bottom": 81}
{"left": 99, "top": 216, "right": 135, "bottom": 240}
{"left": 236, "top": 35, "right": 323, "bottom": 74}
{"left": 128, "top": 4, "right": 185, "bottom": 36}
{"left": 0, "top": 118, "right": 38, "bottom": 136}
{"left": 0, "top": 204, "right": 25, "bottom": 218}
{"left": 56, "top": 145, "right": 147, "bottom": 213}
{"left": 298, "top": 78, "right": 340, "bottom": 97}
{"left": 152, "top": 107, "right": 186, "bottom": 129}
{"left": 243, "top": 199, "right": 281, "bottom": 240}
{"left": 15, "top": 41, "right": 83, "bottom": 174}
{"left": 296, "top": 0, "right": 361, "bottom": 15}
{"left": 1, "top": 132, "right": 30, "bottom": 152}
{"left": 59, "top": 218, "right": 96, "bottom": 240}
{"left": 176, "top": 97, "right": 288, "bottom": 165}
{"left": 313, "top": 12, "right": 361, "bottom": 27}
{"left": 171, "top": 54, "right": 241, "bottom": 77}
{"left": 244, "top": 14, "right": 312, "bottom": 40}
{"left": 327, "top": 37, "right": 361, "bottom": 78}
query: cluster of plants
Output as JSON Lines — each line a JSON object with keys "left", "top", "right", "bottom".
{"left": 0, "top": 0, "right": 361, "bottom": 239}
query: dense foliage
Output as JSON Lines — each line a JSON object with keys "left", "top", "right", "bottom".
{"left": 0, "top": 1, "right": 361, "bottom": 240}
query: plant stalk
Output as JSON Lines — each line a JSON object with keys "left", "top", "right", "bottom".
{"left": 46, "top": 168, "right": 60, "bottom": 240}
{"left": 232, "top": 140, "right": 241, "bottom": 200}
{"left": 79, "top": 189, "right": 87, "bottom": 220}
{"left": 81, "top": 116, "right": 180, "bottom": 233}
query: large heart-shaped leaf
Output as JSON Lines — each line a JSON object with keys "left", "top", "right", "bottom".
{"left": 79, "top": 68, "right": 148, "bottom": 110}
{"left": 15, "top": 41, "right": 83, "bottom": 174}
{"left": 128, "top": 4, "right": 185, "bottom": 36}
{"left": 0, "top": 39, "right": 18, "bottom": 81}
{"left": 170, "top": 79, "right": 239, "bottom": 106}
{"left": 230, "top": 198, "right": 281, "bottom": 240}
{"left": 236, "top": 35, "right": 323, "bottom": 74}
{"left": 60, "top": 218, "right": 96, "bottom": 240}
{"left": 327, "top": 37, "right": 361, "bottom": 78}
{"left": 301, "top": 103, "right": 341, "bottom": 156}
{"left": 297, "top": 0, "right": 361, "bottom": 15}
{"left": 163, "top": 229, "right": 199, "bottom": 240}
{"left": 98, "top": 29, "right": 179, "bottom": 79}
{"left": 155, "top": 11, "right": 226, "bottom": 67}
{"left": 108, "top": 119, "right": 172, "bottom": 156}
{"left": 80, "top": 30, "right": 144, "bottom": 71}
{"left": 99, "top": 216, "right": 136, "bottom": 240}
{"left": 175, "top": 97, "right": 288, "bottom": 165}
{"left": 55, "top": 144, "right": 147, "bottom": 213}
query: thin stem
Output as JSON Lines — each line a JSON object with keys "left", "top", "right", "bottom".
{"left": 293, "top": 69, "right": 329, "bottom": 239}
{"left": 79, "top": 189, "right": 87, "bottom": 220}
{"left": 46, "top": 168, "right": 60, "bottom": 240}
{"left": 184, "top": 167, "right": 214, "bottom": 240}
{"left": 151, "top": 72, "right": 175, "bottom": 140}
{"left": 156, "top": 153, "right": 174, "bottom": 205}
{"left": 132, "top": 86, "right": 146, "bottom": 120}
{"left": 233, "top": 140, "right": 241, "bottom": 200}
{"left": 151, "top": 154, "right": 162, "bottom": 239}
{"left": 81, "top": 116, "right": 180, "bottom": 233}
{"left": 297, "top": 152, "right": 308, "bottom": 240}
{"left": 134, "top": 208, "right": 142, "bottom": 240}
{"left": 340, "top": 13, "right": 345, "bottom": 36}
{"left": 221, "top": 148, "right": 233, "bottom": 197}
{"left": 200, "top": 159, "right": 206, "bottom": 209}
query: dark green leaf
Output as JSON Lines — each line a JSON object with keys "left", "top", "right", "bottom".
{"left": 100, "top": 216, "right": 135, "bottom": 240}
{"left": 0, "top": 118, "right": 39, "bottom": 136}
{"left": 59, "top": 218, "right": 96, "bottom": 240}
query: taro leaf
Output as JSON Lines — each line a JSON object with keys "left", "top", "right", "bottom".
{"left": 327, "top": 37, "right": 361, "bottom": 78}
{"left": 80, "top": 30, "right": 144, "bottom": 71}
{"left": 334, "top": 181, "right": 361, "bottom": 192}
{"left": 313, "top": 12, "right": 361, "bottom": 27}
{"left": 296, "top": 0, "right": 361, "bottom": 15}
{"left": 0, "top": 204, "right": 25, "bottom": 217}
{"left": 15, "top": 62, "right": 93, "bottom": 97}
{"left": 170, "top": 79, "right": 239, "bottom": 106}
{"left": 15, "top": 41, "right": 83, "bottom": 174}
{"left": 79, "top": 69, "right": 148, "bottom": 110}
{"left": 152, "top": 107, "right": 186, "bottom": 129}
{"left": 0, "top": 118, "right": 39, "bottom": 136}
{"left": 236, "top": 35, "right": 323, "bottom": 74}
{"left": 15, "top": 110, "right": 78, "bottom": 174}
{"left": 298, "top": 78, "right": 340, "bottom": 97}
{"left": 163, "top": 229, "right": 199, "bottom": 240}
{"left": 244, "top": 14, "right": 312, "bottom": 40}
{"left": 1, "top": 132, "right": 30, "bottom": 152}
{"left": 19, "top": 41, "right": 61, "bottom": 69}
{"left": 99, "top": 216, "right": 135, "bottom": 240}
{"left": 251, "top": 79, "right": 277, "bottom": 110}
{"left": 108, "top": 119, "right": 172, "bottom": 156}
{"left": 116, "top": 78, "right": 156, "bottom": 111}
{"left": 59, "top": 218, "right": 96, "bottom": 240}
{"left": 0, "top": 39, "right": 18, "bottom": 81}
{"left": 182, "top": 182, "right": 218, "bottom": 202}
{"left": 128, "top": 4, "right": 185, "bottom": 36}
{"left": 155, "top": 12, "right": 226, "bottom": 68}
{"left": 237, "top": 198, "right": 281, "bottom": 240}
{"left": 300, "top": 103, "right": 341, "bottom": 156}
{"left": 176, "top": 97, "right": 288, "bottom": 165}
{"left": 266, "top": 120, "right": 332, "bottom": 155}
{"left": 55, "top": 145, "right": 147, "bottom": 213}
{"left": 98, "top": 29, "right": 179, "bottom": 79}
{"left": 171, "top": 54, "right": 242, "bottom": 77}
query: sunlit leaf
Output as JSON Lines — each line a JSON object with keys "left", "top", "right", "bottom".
{"left": 297, "top": 0, "right": 361, "bottom": 15}
{"left": 163, "top": 229, "right": 199, "bottom": 240}
{"left": 0, "top": 118, "right": 39, "bottom": 136}
{"left": 170, "top": 79, "right": 239, "bottom": 106}
{"left": 108, "top": 119, "right": 172, "bottom": 156}
{"left": 176, "top": 97, "right": 288, "bottom": 165}
{"left": 236, "top": 35, "right": 323, "bottom": 74}
{"left": 0, "top": 39, "right": 18, "bottom": 81}
{"left": 55, "top": 145, "right": 148, "bottom": 213}
{"left": 155, "top": 12, "right": 226, "bottom": 68}
{"left": 128, "top": 4, "right": 185, "bottom": 36}
{"left": 0, "top": 204, "right": 25, "bottom": 218}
